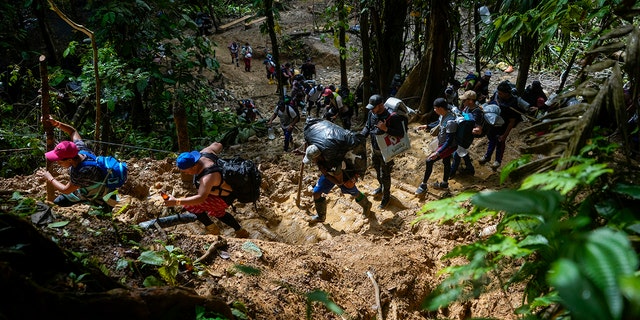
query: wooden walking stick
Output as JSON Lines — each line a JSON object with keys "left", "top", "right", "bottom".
{"left": 39, "top": 55, "right": 56, "bottom": 202}
{"left": 296, "top": 143, "right": 307, "bottom": 207}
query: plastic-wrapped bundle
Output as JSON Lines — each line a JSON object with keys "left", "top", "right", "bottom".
{"left": 303, "top": 118, "right": 367, "bottom": 177}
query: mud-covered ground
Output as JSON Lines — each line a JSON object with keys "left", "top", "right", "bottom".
{"left": 0, "top": 1, "right": 559, "bottom": 318}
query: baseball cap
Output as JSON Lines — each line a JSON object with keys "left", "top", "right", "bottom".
{"left": 303, "top": 145, "right": 321, "bottom": 164}
{"left": 176, "top": 151, "right": 201, "bottom": 170}
{"left": 366, "top": 94, "right": 384, "bottom": 110}
{"left": 484, "top": 70, "right": 492, "bottom": 77}
{"left": 322, "top": 88, "right": 333, "bottom": 97}
{"left": 45, "top": 141, "right": 79, "bottom": 161}
{"left": 460, "top": 90, "right": 477, "bottom": 101}
{"left": 497, "top": 81, "right": 512, "bottom": 93}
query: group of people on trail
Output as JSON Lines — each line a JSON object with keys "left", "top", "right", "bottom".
{"left": 228, "top": 41, "right": 253, "bottom": 72}
{"left": 39, "top": 117, "right": 251, "bottom": 238}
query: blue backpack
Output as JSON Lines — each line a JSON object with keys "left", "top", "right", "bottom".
{"left": 78, "top": 151, "right": 128, "bottom": 189}
{"left": 455, "top": 112, "right": 476, "bottom": 149}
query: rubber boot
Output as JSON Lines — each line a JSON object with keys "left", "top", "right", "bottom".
{"left": 309, "top": 197, "right": 327, "bottom": 223}
{"left": 138, "top": 213, "right": 198, "bottom": 229}
{"left": 357, "top": 194, "right": 372, "bottom": 218}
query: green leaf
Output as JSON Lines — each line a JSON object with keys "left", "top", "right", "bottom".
{"left": 472, "top": 189, "right": 561, "bottom": 217}
{"left": 306, "top": 290, "right": 344, "bottom": 317}
{"left": 415, "top": 192, "right": 475, "bottom": 223}
{"left": 47, "top": 221, "right": 70, "bottom": 228}
{"left": 138, "top": 250, "right": 166, "bottom": 266}
{"left": 548, "top": 259, "right": 611, "bottom": 320}
{"left": 233, "top": 264, "right": 261, "bottom": 275}
{"left": 612, "top": 183, "right": 640, "bottom": 200}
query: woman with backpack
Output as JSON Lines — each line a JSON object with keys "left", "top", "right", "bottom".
{"left": 38, "top": 117, "right": 122, "bottom": 212}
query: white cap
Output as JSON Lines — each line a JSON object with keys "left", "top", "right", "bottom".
{"left": 303, "top": 145, "right": 321, "bottom": 164}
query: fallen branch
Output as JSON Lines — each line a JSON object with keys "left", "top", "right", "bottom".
{"left": 366, "top": 270, "right": 384, "bottom": 320}
{"left": 194, "top": 236, "right": 227, "bottom": 264}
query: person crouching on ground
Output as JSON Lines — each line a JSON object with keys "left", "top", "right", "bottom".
{"left": 303, "top": 144, "right": 372, "bottom": 223}
{"left": 415, "top": 98, "right": 458, "bottom": 194}
{"left": 163, "top": 142, "right": 249, "bottom": 238}
{"left": 37, "top": 117, "right": 119, "bottom": 212}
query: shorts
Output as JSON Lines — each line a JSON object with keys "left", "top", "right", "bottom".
{"left": 183, "top": 194, "right": 230, "bottom": 218}
{"left": 312, "top": 174, "right": 359, "bottom": 196}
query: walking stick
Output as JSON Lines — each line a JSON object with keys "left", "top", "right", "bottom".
{"left": 296, "top": 143, "right": 307, "bottom": 207}
{"left": 296, "top": 161, "right": 305, "bottom": 207}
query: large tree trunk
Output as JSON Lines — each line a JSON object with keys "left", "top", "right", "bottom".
{"left": 371, "top": 0, "right": 407, "bottom": 97}
{"left": 515, "top": 34, "right": 537, "bottom": 93}
{"left": 396, "top": 1, "right": 454, "bottom": 118}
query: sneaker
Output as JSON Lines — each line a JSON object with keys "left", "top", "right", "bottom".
{"left": 415, "top": 183, "right": 428, "bottom": 195}
{"left": 235, "top": 228, "right": 250, "bottom": 238}
{"left": 432, "top": 181, "right": 449, "bottom": 189}
{"left": 478, "top": 156, "right": 489, "bottom": 165}
{"left": 372, "top": 187, "right": 382, "bottom": 196}
{"left": 378, "top": 197, "right": 390, "bottom": 209}
{"left": 491, "top": 161, "right": 501, "bottom": 169}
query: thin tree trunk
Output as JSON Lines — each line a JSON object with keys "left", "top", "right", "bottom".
{"left": 338, "top": 0, "right": 348, "bottom": 90}
{"left": 39, "top": 55, "right": 56, "bottom": 202}
{"left": 360, "top": 6, "right": 371, "bottom": 120}
{"left": 264, "top": 0, "right": 283, "bottom": 99}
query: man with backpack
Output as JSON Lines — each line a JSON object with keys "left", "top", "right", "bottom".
{"left": 414, "top": 98, "right": 458, "bottom": 194}
{"left": 450, "top": 90, "right": 483, "bottom": 177}
{"left": 38, "top": 117, "right": 125, "bottom": 211}
{"left": 478, "top": 81, "right": 525, "bottom": 169}
{"left": 163, "top": 142, "right": 250, "bottom": 238}
{"left": 268, "top": 100, "right": 300, "bottom": 152}
{"left": 300, "top": 58, "right": 316, "bottom": 80}
{"left": 303, "top": 144, "right": 372, "bottom": 223}
{"left": 360, "top": 94, "right": 408, "bottom": 209}
{"left": 263, "top": 54, "right": 277, "bottom": 84}
{"left": 306, "top": 84, "right": 324, "bottom": 117}
{"left": 228, "top": 42, "right": 239, "bottom": 67}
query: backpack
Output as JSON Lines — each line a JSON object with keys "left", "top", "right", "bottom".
{"left": 78, "top": 151, "right": 128, "bottom": 189}
{"left": 477, "top": 104, "right": 505, "bottom": 136}
{"left": 463, "top": 72, "right": 479, "bottom": 90}
{"left": 303, "top": 118, "right": 367, "bottom": 177}
{"left": 455, "top": 112, "right": 475, "bottom": 148}
{"left": 218, "top": 157, "right": 261, "bottom": 204}
{"left": 383, "top": 97, "right": 411, "bottom": 119}
{"left": 197, "top": 153, "right": 262, "bottom": 204}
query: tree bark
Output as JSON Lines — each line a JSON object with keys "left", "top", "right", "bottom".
{"left": 371, "top": 0, "right": 408, "bottom": 97}
{"left": 39, "top": 55, "right": 56, "bottom": 202}
{"left": 396, "top": 1, "right": 454, "bottom": 118}
{"left": 360, "top": 6, "right": 372, "bottom": 119}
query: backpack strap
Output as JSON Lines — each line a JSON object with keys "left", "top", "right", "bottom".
{"left": 193, "top": 153, "right": 231, "bottom": 195}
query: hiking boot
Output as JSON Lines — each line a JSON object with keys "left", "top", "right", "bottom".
{"left": 235, "top": 228, "right": 250, "bottom": 238}
{"left": 478, "top": 156, "right": 489, "bottom": 165}
{"left": 415, "top": 183, "right": 428, "bottom": 195}
{"left": 357, "top": 195, "right": 372, "bottom": 217}
{"left": 432, "top": 181, "right": 449, "bottom": 189}
{"left": 205, "top": 224, "right": 220, "bottom": 235}
{"left": 378, "top": 197, "right": 390, "bottom": 209}
{"left": 491, "top": 161, "right": 501, "bottom": 169}
{"left": 309, "top": 197, "right": 327, "bottom": 224}
{"left": 371, "top": 187, "right": 382, "bottom": 196}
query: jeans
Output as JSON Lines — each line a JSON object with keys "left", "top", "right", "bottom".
{"left": 451, "top": 152, "right": 474, "bottom": 175}
{"left": 484, "top": 132, "right": 506, "bottom": 163}
{"left": 372, "top": 150, "right": 393, "bottom": 199}
{"left": 421, "top": 155, "right": 451, "bottom": 184}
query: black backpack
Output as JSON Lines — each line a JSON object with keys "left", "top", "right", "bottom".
{"left": 196, "top": 153, "right": 262, "bottom": 205}
{"left": 455, "top": 112, "right": 475, "bottom": 149}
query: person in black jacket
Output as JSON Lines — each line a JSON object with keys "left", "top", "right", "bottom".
{"left": 360, "top": 94, "right": 408, "bottom": 209}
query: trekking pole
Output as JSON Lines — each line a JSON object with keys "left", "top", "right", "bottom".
{"left": 296, "top": 144, "right": 306, "bottom": 208}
